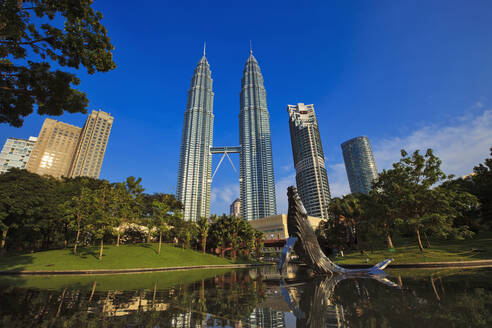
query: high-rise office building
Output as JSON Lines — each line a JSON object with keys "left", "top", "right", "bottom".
{"left": 239, "top": 51, "right": 277, "bottom": 220}
{"left": 287, "top": 103, "right": 331, "bottom": 219}
{"left": 176, "top": 51, "right": 214, "bottom": 221}
{"left": 230, "top": 198, "right": 241, "bottom": 218}
{"left": 26, "top": 119, "right": 82, "bottom": 178}
{"left": 0, "top": 137, "right": 37, "bottom": 174}
{"left": 69, "top": 110, "right": 114, "bottom": 178}
{"left": 341, "top": 136, "right": 378, "bottom": 194}
{"left": 25, "top": 110, "right": 113, "bottom": 179}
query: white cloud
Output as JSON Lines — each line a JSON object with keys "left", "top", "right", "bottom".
{"left": 210, "top": 183, "right": 239, "bottom": 215}
{"left": 327, "top": 163, "right": 351, "bottom": 197}
{"left": 327, "top": 108, "right": 492, "bottom": 198}
{"left": 373, "top": 109, "right": 492, "bottom": 177}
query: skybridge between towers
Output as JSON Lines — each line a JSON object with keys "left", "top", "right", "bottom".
{"left": 210, "top": 146, "right": 241, "bottom": 182}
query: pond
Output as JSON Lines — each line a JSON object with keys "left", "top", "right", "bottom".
{"left": 0, "top": 266, "right": 491, "bottom": 327}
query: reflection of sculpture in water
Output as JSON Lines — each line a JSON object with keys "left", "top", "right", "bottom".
{"left": 281, "top": 273, "right": 398, "bottom": 327}
{"left": 279, "top": 186, "right": 393, "bottom": 276}
{"left": 279, "top": 186, "right": 398, "bottom": 327}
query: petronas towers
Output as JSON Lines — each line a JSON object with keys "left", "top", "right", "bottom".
{"left": 176, "top": 53, "right": 214, "bottom": 221}
{"left": 239, "top": 52, "right": 277, "bottom": 220}
{"left": 177, "top": 49, "right": 277, "bottom": 221}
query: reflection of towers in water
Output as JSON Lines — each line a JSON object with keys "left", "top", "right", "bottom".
{"left": 245, "top": 308, "right": 286, "bottom": 328}
{"left": 170, "top": 311, "right": 208, "bottom": 328}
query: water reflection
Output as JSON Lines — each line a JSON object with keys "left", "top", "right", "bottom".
{"left": 0, "top": 266, "right": 491, "bottom": 327}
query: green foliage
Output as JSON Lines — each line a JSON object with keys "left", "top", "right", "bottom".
{"left": 0, "top": 169, "right": 187, "bottom": 260}
{"left": 1, "top": 0, "right": 116, "bottom": 127}
{"left": 471, "top": 147, "right": 492, "bottom": 226}
{"left": 196, "top": 217, "right": 210, "bottom": 253}
{"left": 320, "top": 148, "right": 485, "bottom": 255}
{"left": 207, "top": 215, "right": 258, "bottom": 259}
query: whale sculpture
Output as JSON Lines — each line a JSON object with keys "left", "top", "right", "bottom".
{"left": 278, "top": 186, "right": 393, "bottom": 276}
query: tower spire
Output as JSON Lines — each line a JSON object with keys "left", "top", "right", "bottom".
{"left": 203, "top": 41, "right": 206, "bottom": 56}
{"left": 249, "top": 40, "right": 252, "bottom": 55}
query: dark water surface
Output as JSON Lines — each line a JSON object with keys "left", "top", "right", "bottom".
{"left": 0, "top": 266, "right": 491, "bottom": 327}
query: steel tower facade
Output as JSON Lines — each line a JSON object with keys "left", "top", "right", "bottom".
{"left": 288, "top": 103, "right": 331, "bottom": 219}
{"left": 341, "top": 136, "right": 378, "bottom": 194}
{"left": 176, "top": 53, "right": 214, "bottom": 221}
{"left": 239, "top": 52, "right": 277, "bottom": 220}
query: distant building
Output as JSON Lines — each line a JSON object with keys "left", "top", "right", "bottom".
{"left": 26, "top": 110, "right": 113, "bottom": 179}
{"left": 248, "top": 214, "right": 322, "bottom": 240}
{"left": 0, "top": 137, "right": 37, "bottom": 174}
{"left": 26, "top": 119, "right": 82, "bottom": 178}
{"left": 69, "top": 110, "right": 114, "bottom": 178}
{"left": 230, "top": 198, "right": 241, "bottom": 218}
{"left": 341, "top": 136, "right": 378, "bottom": 194}
{"left": 288, "top": 103, "right": 331, "bottom": 219}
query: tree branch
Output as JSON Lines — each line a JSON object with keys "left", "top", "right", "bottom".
{"left": 0, "top": 86, "right": 29, "bottom": 93}
{"left": 0, "top": 37, "right": 54, "bottom": 46}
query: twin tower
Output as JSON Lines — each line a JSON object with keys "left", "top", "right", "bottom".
{"left": 176, "top": 50, "right": 277, "bottom": 221}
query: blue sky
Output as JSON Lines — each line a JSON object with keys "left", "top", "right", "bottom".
{"left": 2, "top": 0, "right": 492, "bottom": 214}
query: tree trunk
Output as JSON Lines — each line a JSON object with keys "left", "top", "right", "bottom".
{"left": 202, "top": 236, "right": 206, "bottom": 253}
{"left": 430, "top": 277, "right": 441, "bottom": 301}
{"left": 158, "top": 230, "right": 162, "bottom": 255}
{"left": 116, "top": 229, "right": 121, "bottom": 247}
{"left": 152, "top": 282, "right": 157, "bottom": 308}
{"left": 423, "top": 231, "right": 431, "bottom": 248}
{"left": 73, "top": 229, "right": 81, "bottom": 255}
{"left": 88, "top": 281, "right": 97, "bottom": 302}
{"left": 1, "top": 229, "right": 7, "bottom": 249}
{"left": 55, "top": 288, "right": 67, "bottom": 317}
{"left": 416, "top": 229, "right": 424, "bottom": 252}
{"left": 63, "top": 240, "right": 67, "bottom": 248}
{"left": 147, "top": 229, "right": 151, "bottom": 243}
{"left": 386, "top": 233, "right": 394, "bottom": 249}
{"left": 98, "top": 239, "right": 104, "bottom": 260}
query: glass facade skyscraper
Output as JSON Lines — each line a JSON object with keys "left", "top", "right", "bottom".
{"left": 341, "top": 136, "right": 378, "bottom": 194}
{"left": 288, "top": 103, "right": 331, "bottom": 219}
{"left": 0, "top": 137, "right": 37, "bottom": 174}
{"left": 176, "top": 53, "right": 214, "bottom": 221}
{"left": 239, "top": 51, "right": 277, "bottom": 220}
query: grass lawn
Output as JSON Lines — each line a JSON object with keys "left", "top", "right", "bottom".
{"left": 335, "top": 231, "right": 492, "bottom": 265}
{"left": 0, "top": 243, "right": 234, "bottom": 272}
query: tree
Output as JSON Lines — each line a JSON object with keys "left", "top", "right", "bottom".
{"left": 197, "top": 217, "right": 210, "bottom": 253}
{"left": 207, "top": 215, "right": 257, "bottom": 259}
{"left": 324, "top": 195, "right": 362, "bottom": 250}
{"left": 471, "top": 147, "right": 492, "bottom": 227}
{"left": 0, "top": 168, "right": 48, "bottom": 251}
{"left": 61, "top": 186, "right": 93, "bottom": 255}
{"left": 374, "top": 149, "right": 474, "bottom": 252}
{"left": 87, "top": 180, "right": 114, "bottom": 260}
{"left": 112, "top": 183, "right": 126, "bottom": 247}
{"left": 1, "top": 0, "right": 116, "bottom": 127}
{"left": 152, "top": 195, "right": 170, "bottom": 255}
